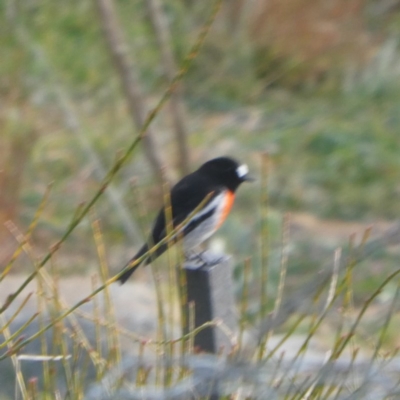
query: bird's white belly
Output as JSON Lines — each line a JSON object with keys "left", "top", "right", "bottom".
{"left": 182, "top": 192, "right": 227, "bottom": 250}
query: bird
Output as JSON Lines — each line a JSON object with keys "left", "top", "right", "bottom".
{"left": 118, "top": 156, "right": 252, "bottom": 284}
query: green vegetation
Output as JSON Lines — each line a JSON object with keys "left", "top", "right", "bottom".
{"left": 3, "top": 1, "right": 400, "bottom": 397}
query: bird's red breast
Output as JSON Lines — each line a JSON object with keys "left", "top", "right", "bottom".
{"left": 216, "top": 190, "right": 235, "bottom": 229}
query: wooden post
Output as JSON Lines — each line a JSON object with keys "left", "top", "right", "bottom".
{"left": 184, "top": 252, "right": 237, "bottom": 354}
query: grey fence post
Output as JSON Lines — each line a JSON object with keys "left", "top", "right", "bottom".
{"left": 184, "top": 252, "right": 238, "bottom": 354}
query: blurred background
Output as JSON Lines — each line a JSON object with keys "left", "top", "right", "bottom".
{"left": 2, "top": 0, "right": 400, "bottom": 315}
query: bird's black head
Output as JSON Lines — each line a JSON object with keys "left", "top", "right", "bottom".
{"left": 197, "top": 156, "right": 253, "bottom": 192}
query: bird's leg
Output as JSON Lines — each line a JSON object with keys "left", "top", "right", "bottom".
{"left": 185, "top": 248, "right": 227, "bottom": 268}
{"left": 185, "top": 250, "right": 203, "bottom": 261}
{"left": 185, "top": 249, "right": 201, "bottom": 262}
{"left": 197, "top": 248, "right": 228, "bottom": 267}
{"left": 185, "top": 249, "right": 209, "bottom": 267}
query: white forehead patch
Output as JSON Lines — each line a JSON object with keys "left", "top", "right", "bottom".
{"left": 236, "top": 164, "right": 248, "bottom": 178}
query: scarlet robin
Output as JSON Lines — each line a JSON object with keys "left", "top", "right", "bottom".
{"left": 118, "top": 156, "right": 252, "bottom": 284}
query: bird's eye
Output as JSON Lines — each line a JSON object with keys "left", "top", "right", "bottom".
{"left": 236, "top": 164, "right": 248, "bottom": 178}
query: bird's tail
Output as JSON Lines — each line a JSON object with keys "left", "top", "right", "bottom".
{"left": 117, "top": 244, "right": 148, "bottom": 284}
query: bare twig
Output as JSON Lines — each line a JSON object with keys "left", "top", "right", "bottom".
{"left": 95, "top": 0, "right": 167, "bottom": 186}
{"left": 146, "top": 0, "right": 190, "bottom": 176}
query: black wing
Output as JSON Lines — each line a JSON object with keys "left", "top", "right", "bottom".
{"left": 148, "top": 172, "right": 222, "bottom": 254}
